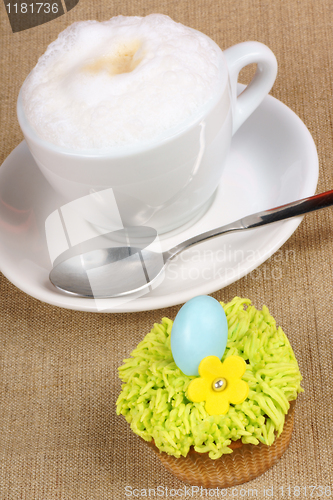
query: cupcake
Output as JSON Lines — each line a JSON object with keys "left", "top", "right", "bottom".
{"left": 116, "top": 296, "right": 303, "bottom": 488}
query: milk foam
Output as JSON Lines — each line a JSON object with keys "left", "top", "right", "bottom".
{"left": 21, "top": 15, "right": 222, "bottom": 149}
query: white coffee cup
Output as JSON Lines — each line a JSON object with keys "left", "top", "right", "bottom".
{"left": 17, "top": 39, "right": 277, "bottom": 234}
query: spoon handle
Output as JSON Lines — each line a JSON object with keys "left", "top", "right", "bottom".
{"left": 167, "top": 190, "right": 333, "bottom": 259}
{"left": 241, "top": 189, "right": 333, "bottom": 227}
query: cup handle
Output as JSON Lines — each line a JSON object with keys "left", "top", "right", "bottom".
{"left": 223, "top": 41, "right": 278, "bottom": 135}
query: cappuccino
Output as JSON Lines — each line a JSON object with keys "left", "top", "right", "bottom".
{"left": 21, "top": 15, "right": 222, "bottom": 150}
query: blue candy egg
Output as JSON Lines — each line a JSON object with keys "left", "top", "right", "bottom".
{"left": 171, "top": 295, "right": 228, "bottom": 376}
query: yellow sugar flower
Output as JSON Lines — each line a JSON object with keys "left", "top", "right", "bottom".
{"left": 187, "top": 355, "right": 249, "bottom": 416}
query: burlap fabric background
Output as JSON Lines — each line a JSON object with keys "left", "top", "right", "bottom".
{"left": 1, "top": 1, "right": 333, "bottom": 499}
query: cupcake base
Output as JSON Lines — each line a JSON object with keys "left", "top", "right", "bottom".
{"left": 147, "top": 401, "right": 296, "bottom": 488}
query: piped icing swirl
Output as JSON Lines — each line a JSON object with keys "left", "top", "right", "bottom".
{"left": 116, "top": 297, "right": 303, "bottom": 459}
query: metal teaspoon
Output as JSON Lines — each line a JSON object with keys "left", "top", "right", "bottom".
{"left": 49, "top": 189, "right": 333, "bottom": 298}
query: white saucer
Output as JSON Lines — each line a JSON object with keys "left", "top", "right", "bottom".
{"left": 0, "top": 93, "right": 318, "bottom": 313}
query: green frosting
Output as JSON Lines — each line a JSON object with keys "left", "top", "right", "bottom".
{"left": 116, "top": 297, "right": 303, "bottom": 459}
